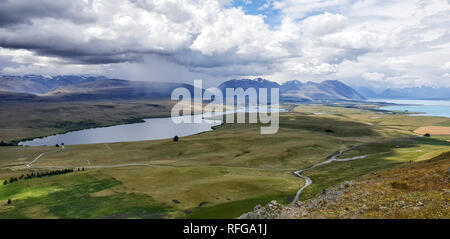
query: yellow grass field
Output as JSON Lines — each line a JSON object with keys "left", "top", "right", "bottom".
{"left": 414, "top": 126, "right": 450, "bottom": 135}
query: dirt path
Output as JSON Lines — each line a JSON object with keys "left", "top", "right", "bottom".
{"left": 291, "top": 149, "right": 367, "bottom": 204}
{"left": 26, "top": 152, "right": 47, "bottom": 168}
{"left": 26, "top": 149, "right": 62, "bottom": 168}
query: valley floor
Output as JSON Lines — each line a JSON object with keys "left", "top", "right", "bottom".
{"left": 0, "top": 102, "right": 449, "bottom": 218}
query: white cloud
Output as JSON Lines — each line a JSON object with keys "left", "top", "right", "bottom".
{"left": 362, "top": 72, "right": 385, "bottom": 82}
{"left": 443, "top": 62, "right": 450, "bottom": 70}
{"left": 0, "top": 0, "right": 449, "bottom": 88}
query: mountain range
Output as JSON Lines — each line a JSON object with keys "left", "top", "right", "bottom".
{"left": 0, "top": 75, "right": 365, "bottom": 102}
{"left": 218, "top": 78, "right": 366, "bottom": 101}
{"left": 0, "top": 75, "right": 109, "bottom": 95}
{"left": 0, "top": 75, "right": 194, "bottom": 101}
{"left": 354, "top": 86, "right": 450, "bottom": 100}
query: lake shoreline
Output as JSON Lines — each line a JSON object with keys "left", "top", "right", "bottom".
{"left": 17, "top": 107, "right": 285, "bottom": 147}
{"left": 373, "top": 99, "right": 450, "bottom": 118}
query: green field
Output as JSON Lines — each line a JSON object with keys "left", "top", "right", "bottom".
{"left": 0, "top": 103, "right": 449, "bottom": 218}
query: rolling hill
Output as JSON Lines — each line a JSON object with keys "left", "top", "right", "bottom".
{"left": 0, "top": 75, "right": 109, "bottom": 95}
{"left": 0, "top": 75, "right": 194, "bottom": 101}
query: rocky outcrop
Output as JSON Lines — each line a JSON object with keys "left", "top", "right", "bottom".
{"left": 238, "top": 200, "right": 283, "bottom": 219}
{"left": 239, "top": 181, "right": 354, "bottom": 219}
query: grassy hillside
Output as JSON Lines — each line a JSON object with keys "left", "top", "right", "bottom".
{"left": 0, "top": 103, "right": 449, "bottom": 218}
{"left": 290, "top": 151, "right": 450, "bottom": 219}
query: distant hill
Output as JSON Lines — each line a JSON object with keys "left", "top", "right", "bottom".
{"left": 218, "top": 78, "right": 280, "bottom": 92}
{"left": 0, "top": 75, "right": 194, "bottom": 101}
{"left": 282, "top": 80, "right": 365, "bottom": 101}
{"left": 0, "top": 75, "right": 109, "bottom": 94}
{"left": 0, "top": 91, "right": 38, "bottom": 101}
{"left": 45, "top": 80, "right": 195, "bottom": 101}
{"left": 0, "top": 75, "right": 366, "bottom": 102}
{"left": 218, "top": 78, "right": 365, "bottom": 101}
{"left": 354, "top": 86, "right": 450, "bottom": 100}
{"left": 217, "top": 78, "right": 280, "bottom": 103}
{"left": 279, "top": 80, "right": 303, "bottom": 93}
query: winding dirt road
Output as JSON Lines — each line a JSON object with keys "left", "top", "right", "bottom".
{"left": 291, "top": 149, "right": 367, "bottom": 204}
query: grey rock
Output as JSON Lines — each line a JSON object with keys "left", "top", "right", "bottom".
{"left": 393, "top": 201, "right": 405, "bottom": 207}
{"left": 379, "top": 206, "right": 388, "bottom": 210}
{"left": 239, "top": 181, "right": 355, "bottom": 219}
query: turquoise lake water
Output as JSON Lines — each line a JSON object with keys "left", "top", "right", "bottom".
{"left": 377, "top": 99, "right": 450, "bottom": 118}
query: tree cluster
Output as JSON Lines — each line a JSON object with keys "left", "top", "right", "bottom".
{"left": 0, "top": 141, "right": 15, "bottom": 146}
{"left": 2, "top": 168, "right": 75, "bottom": 185}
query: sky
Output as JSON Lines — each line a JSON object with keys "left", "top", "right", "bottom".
{"left": 0, "top": 0, "right": 449, "bottom": 88}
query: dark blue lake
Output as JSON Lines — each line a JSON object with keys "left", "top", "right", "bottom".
{"left": 19, "top": 114, "right": 221, "bottom": 146}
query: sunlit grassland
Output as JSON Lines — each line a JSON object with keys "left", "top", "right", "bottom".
{"left": 99, "top": 166, "right": 302, "bottom": 218}
{"left": 301, "top": 137, "right": 450, "bottom": 201}
{"left": 0, "top": 104, "right": 449, "bottom": 218}
{"left": 297, "top": 152, "right": 450, "bottom": 219}
{"left": 0, "top": 173, "right": 169, "bottom": 219}
{"left": 432, "top": 135, "right": 450, "bottom": 141}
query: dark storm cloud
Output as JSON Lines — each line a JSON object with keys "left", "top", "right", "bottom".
{"left": 0, "top": 37, "right": 137, "bottom": 64}
{"left": 0, "top": 0, "right": 285, "bottom": 78}
{"left": 0, "top": 27, "right": 271, "bottom": 75}
{"left": 0, "top": 0, "right": 96, "bottom": 27}
{"left": 170, "top": 48, "right": 275, "bottom": 69}
{"left": 0, "top": 0, "right": 447, "bottom": 87}
{"left": 0, "top": 33, "right": 173, "bottom": 65}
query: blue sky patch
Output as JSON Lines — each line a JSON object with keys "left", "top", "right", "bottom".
{"left": 230, "top": 0, "right": 282, "bottom": 28}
